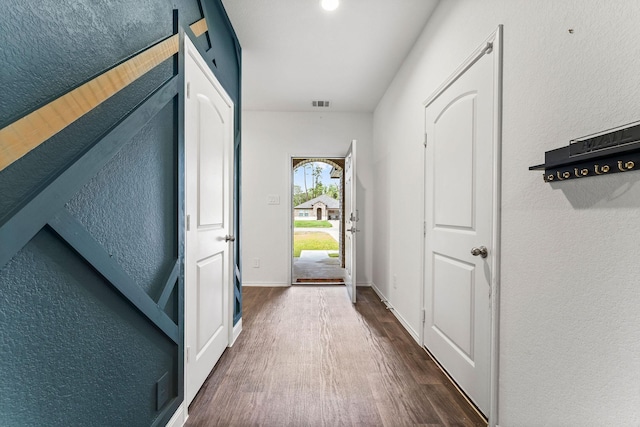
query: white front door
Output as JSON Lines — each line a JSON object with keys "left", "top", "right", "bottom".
{"left": 344, "top": 140, "right": 358, "bottom": 303}
{"left": 184, "top": 37, "right": 234, "bottom": 406}
{"left": 423, "top": 37, "right": 500, "bottom": 416}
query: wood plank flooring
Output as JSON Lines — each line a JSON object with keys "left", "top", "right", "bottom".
{"left": 185, "top": 286, "right": 486, "bottom": 427}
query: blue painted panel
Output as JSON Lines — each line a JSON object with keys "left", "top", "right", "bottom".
{"left": 158, "top": 260, "right": 180, "bottom": 309}
{"left": 65, "top": 102, "right": 177, "bottom": 298}
{"left": 199, "top": 0, "right": 240, "bottom": 105}
{"left": 48, "top": 209, "right": 179, "bottom": 344}
{"left": 0, "top": 1, "right": 241, "bottom": 422}
{"left": 163, "top": 281, "right": 180, "bottom": 324}
{"left": 0, "top": 78, "right": 179, "bottom": 270}
{"left": 0, "top": 0, "right": 200, "bottom": 125}
{"left": 0, "top": 0, "right": 201, "bottom": 222}
{"left": 0, "top": 228, "right": 176, "bottom": 426}
{"left": 0, "top": 64, "right": 173, "bottom": 222}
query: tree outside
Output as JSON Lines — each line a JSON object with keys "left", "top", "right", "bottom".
{"left": 293, "top": 161, "right": 339, "bottom": 206}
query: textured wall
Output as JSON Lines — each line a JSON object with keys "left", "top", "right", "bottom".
{"left": 0, "top": 0, "right": 239, "bottom": 425}
{"left": 65, "top": 104, "right": 178, "bottom": 299}
{"left": 0, "top": 0, "right": 187, "bottom": 220}
{"left": 0, "top": 228, "right": 176, "bottom": 426}
{"left": 241, "top": 111, "right": 373, "bottom": 286}
{"left": 372, "top": 0, "right": 640, "bottom": 425}
{"left": 0, "top": 102, "right": 179, "bottom": 426}
{"left": 0, "top": 0, "right": 240, "bottom": 220}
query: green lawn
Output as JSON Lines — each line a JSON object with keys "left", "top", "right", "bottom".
{"left": 293, "top": 231, "right": 338, "bottom": 257}
{"left": 294, "top": 220, "right": 332, "bottom": 228}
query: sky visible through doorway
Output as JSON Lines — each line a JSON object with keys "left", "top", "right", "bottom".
{"left": 293, "top": 162, "right": 336, "bottom": 189}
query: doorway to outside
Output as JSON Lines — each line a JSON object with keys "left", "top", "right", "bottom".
{"left": 291, "top": 157, "right": 345, "bottom": 284}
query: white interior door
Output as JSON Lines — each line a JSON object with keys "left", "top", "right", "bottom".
{"left": 184, "top": 37, "right": 234, "bottom": 406}
{"left": 423, "top": 42, "right": 497, "bottom": 416}
{"left": 344, "top": 140, "right": 357, "bottom": 303}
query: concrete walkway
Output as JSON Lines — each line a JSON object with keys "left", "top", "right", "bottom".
{"left": 292, "top": 221, "right": 342, "bottom": 283}
{"left": 293, "top": 250, "right": 344, "bottom": 282}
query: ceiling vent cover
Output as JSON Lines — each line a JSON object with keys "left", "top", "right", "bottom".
{"left": 312, "top": 100, "right": 331, "bottom": 107}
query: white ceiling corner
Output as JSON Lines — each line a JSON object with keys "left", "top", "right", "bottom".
{"left": 221, "top": 0, "right": 439, "bottom": 113}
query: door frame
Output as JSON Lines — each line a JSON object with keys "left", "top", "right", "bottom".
{"left": 420, "top": 25, "right": 502, "bottom": 426}
{"left": 289, "top": 154, "right": 346, "bottom": 285}
{"left": 183, "top": 34, "right": 236, "bottom": 409}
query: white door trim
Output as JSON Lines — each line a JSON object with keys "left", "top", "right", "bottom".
{"left": 421, "top": 25, "right": 502, "bottom": 427}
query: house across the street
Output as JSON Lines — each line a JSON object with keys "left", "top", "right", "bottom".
{"left": 294, "top": 194, "right": 340, "bottom": 220}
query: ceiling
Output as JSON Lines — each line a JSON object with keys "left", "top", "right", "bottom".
{"left": 220, "top": 0, "right": 439, "bottom": 113}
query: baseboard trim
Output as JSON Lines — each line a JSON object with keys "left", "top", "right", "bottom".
{"left": 165, "top": 402, "right": 185, "bottom": 427}
{"left": 370, "top": 282, "right": 420, "bottom": 345}
{"left": 356, "top": 282, "right": 371, "bottom": 287}
{"left": 242, "top": 282, "right": 290, "bottom": 287}
{"left": 231, "top": 318, "right": 242, "bottom": 346}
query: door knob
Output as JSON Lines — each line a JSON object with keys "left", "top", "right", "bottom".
{"left": 470, "top": 246, "right": 488, "bottom": 258}
{"left": 224, "top": 235, "right": 235, "bottom": 242}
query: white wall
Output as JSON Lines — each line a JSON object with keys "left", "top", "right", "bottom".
{"left": 372, "top": 0, "right": 640, "bottom": 425}
{"left": 241, "top": 111, "right": 373, "bottom": 286}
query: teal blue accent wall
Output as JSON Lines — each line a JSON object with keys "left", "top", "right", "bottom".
{"left": 1, "top": 227, "right": 176, "bottom": 426}
{"left": 0, "top": 1, "right": 240, "bottom": 425}
{"left": 65, "top": 104, "right": 178, "bottom": 299}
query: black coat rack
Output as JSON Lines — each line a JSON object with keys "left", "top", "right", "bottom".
{"left": 530, "top": 121, "right": 640, "bottom": 182}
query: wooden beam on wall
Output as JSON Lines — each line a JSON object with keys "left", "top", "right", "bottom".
{"left": 0, "top": 76, "right": 179, "bottom": 269}
{"left": 0, "top": 18, "right": 208, "bottom": 172}
{"left": 0, "top": 35, "right": 179, "bottom": 171}
{"left": 190, "top": 18, "right": 208, "bottom": 37}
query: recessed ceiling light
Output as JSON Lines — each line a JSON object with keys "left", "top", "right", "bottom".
{"left": 321, "top": 0, "right": 339, "bottom": 12}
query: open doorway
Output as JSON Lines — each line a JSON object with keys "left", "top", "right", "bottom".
{"left": 291, "top": 157, "right": 345, "bottom": 284}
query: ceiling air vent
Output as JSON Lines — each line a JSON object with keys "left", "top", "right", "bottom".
{"left": 312, "top": 100, "right": 331, "bottom": 108}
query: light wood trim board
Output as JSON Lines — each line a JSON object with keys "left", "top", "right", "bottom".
{"left": 0, "top": 18, "right": 208, "bottom": 171}
{"left": 190, "top": 18, "right": 208, "bottom": 37}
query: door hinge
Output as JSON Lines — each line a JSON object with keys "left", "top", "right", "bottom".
{"left": 186, "top": 214, "right": 191, "bottom": 231}
{"left": 421, "top": 309, "right": 426, "bottom": 324}
{"left": 186, "top": 82, "right": 191, "bottom": 99}
{"left": 186, "top": 346, "right": 190, "bottom": 362}
{"left": 423, "top": 133, "right": 428, "bottom": 147}
{"left": 423, "top": 221, "right": 427, "bottom": 237}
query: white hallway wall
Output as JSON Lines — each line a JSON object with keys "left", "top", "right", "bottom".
{"left": 241, "top": 111, "right": 373, "bottom": 286}
{"left": 372, "top": 0, "right": 640, "bottom": 425}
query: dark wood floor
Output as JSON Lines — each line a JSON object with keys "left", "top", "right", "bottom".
{"left": 186, "top": 286, "right": 486, "bottom": 427}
